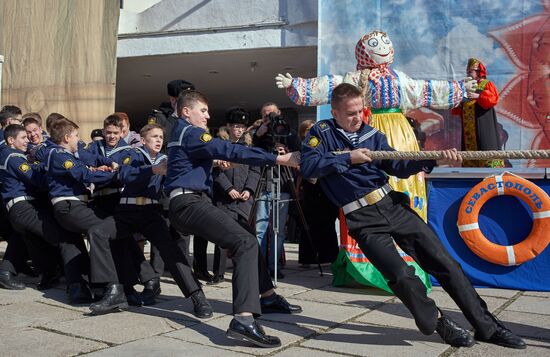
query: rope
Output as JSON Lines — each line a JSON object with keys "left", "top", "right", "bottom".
{"left": 331, "top": 150, "right": 550, "bottom": 160}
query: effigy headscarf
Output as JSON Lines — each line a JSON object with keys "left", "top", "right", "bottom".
{"left": 355, "top": 30, "right": 395, "bottom": 75}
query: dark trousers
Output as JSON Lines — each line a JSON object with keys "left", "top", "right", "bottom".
{"left": 192, "top": 235, "right": 209, "bottom": 273}
{"left": 194, "top": 216, "right": 273, "bottom": 293}
{"left": 115, "top": 204, "right": 201, "bottom": 297}
{"left": 345, "top": 191, "right": 497, "bottom": 339}
{"left": 93, "top": 195, "right": 157, "bottom": 287}
{"left": 9, "top": 200, "right": 89, "bottom": 284}
{"left": 7, "top": 200, "right": 61, "bottom": 275}
{"left": 53, "top": 200, "right": 118, "bottom": 284}
{"left": 0, "top": 205, "right": 30, "bottom": 274}
{"left": 170, "top": 193, "right": 260, "bottom": 315}
{"left": 150, "top": 211, "right": 193, "bottom": 276}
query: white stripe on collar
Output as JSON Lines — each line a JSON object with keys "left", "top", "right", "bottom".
{"left": 0, "top": 152, "right": 28, "bottom": 170}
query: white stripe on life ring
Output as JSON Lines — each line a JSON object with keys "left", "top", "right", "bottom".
{"left": 533, "top": 210, "right": 550, "bottom": 219}
{"left": 495, "top": 175, "right": 505, "bottom": 195}
{"left": 506, "top": 245, "right": 516, "bottom": 266}
{"left": 458, "top": 222, "right": 479, "bottom": 232}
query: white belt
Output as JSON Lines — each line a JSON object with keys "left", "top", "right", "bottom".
{"left": 6, "top": 196, "right": 35, "bottom": 211}
{"left": 93, "top": 187, "right": 121, "bottom": 197}
{"left": 342, "top": 184, "right": 392, "bottom": 215}
{"left": 119, "top": 197, "right": 159, "bottom": 205}
{"left": 169, "top": 188, "right": 200, "bottom": 200}
{"left": 51, "top": 195, "right": 89, "bottom": 205}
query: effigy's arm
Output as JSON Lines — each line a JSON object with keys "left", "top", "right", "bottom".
{"left": 285, "top": 74, "right": 348, "bottom": 106}
{"left": 396, "top": 70, "right": 469, "bottom": 111}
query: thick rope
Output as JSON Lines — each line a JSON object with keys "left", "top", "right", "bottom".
{"left": 331, "top": 150, "right": 550, "bottom": 160}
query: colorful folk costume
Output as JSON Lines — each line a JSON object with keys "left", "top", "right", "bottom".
{"left": 280, "top": 31, "right": 474, "bottom": 292}
{"left": 452, "top": 58, "right": 504, "bottom": 168}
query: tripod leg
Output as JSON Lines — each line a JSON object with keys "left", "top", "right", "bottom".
{"left": 282, "top": 166, "right": 324, "bottom": 276}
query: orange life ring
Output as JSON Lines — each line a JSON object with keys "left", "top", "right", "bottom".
{"left": 457, "top": 172, "right": 550, "bottom": 266}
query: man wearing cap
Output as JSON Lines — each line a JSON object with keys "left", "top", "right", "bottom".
{"left": 148, "top": 79, "right": 195, "bottom": 152}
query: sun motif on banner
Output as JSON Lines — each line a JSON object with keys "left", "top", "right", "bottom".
{"left": 489, "top": 0, "right": 550, "bottom": 167}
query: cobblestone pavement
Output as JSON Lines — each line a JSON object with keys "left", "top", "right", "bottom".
{"left": 0, "top": 242, "right": 547, "bottom": 356}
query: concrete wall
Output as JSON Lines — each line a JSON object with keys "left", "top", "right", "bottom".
{"left": 117, "top": 0, "right": 317, "bottom": 57}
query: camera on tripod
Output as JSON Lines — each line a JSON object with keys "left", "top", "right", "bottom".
{"left": 266, "top": 112, "right": 291, "bottom": 137}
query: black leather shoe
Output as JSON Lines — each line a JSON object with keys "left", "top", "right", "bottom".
{"left": 475, "top": 319, "right": 526, "bottom": 349}
{"left": 226, "top": 318, "right": 281, "bottom": 348}
{"left": 436, "top": 315, "right": 475, "bottom": 347}
{"left": 18, "top": 263, "right": 38, "bottom": 277}
{"left": 125, "top": 286, "right": 143, "bottom": 307}
{"left": 140, "top": 277, "right": 161, "bottom": 306}
{"left": 37, "top": 271, "right": 60, "bottom": 290}
{"left": 67, "top": 281, "right": 93, "bottom": 304}
{"left": 89, "top": 283, "right": 128, "bottom": 314}
{"left": 194, "top": 269, "right": 215, "bottom": 283}
{"left": 191, "top": 290, "right": 213, "bottom": 318}
{"left": 0, "top": 270, "right": 25, "bottom": 290}
{"left": 206, "top": 275, "right": 224, "bottom": 285}
{"left": 261, "top": 294, "right": 302, "bottom": 314}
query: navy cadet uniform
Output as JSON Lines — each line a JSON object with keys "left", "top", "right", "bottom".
{"left": 0, "top": 147, "right": 60, "bottom": 278}
{"left": 148, "top": 111, "right": 194, "bottom": 275}
{"left": 86, "top": 138, "right": 132, "bottom": 216}
{"left": 47, "top": 145, "right": 120, "bottom": 285}
{"left": 116, "top": 147, "right": 201, "bottom": 297}
{"left": 300, "top": 119, "right": 498, "bottom": 339}
{"left": 0, "top": 130, "right": 32, "bottom": 279}
{"left": 86, "top": 138, "right": 158, "bottom": 287}
{"left": 165, "top": 118, "right": 278, "bottom": 315}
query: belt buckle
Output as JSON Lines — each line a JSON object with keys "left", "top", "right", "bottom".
{"left": 136, "top": 197, "right": 146, "bottom": 205}
{"left": 364, "top": 188, "right": 383, "bottom": 205}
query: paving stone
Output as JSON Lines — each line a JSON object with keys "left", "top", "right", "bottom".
{"left": 0, "top": 327, "right": 107, "bottom": 356}
{"left": 355, "top": 302, "right": 473, "bottom": 331}
{"left": 496, "top": 310, "right": 550, "bottom": 340}
{"left": 300, "top": 321, "right": 448, "bottom": 356}
{"left": 273, "top": 346, "right": 339, "bottom": 356}
{"left": 275, "top": 272, "right": 333, "bottom": 290}
{"left": 137, "top": 296, "right": 232, "bottom": 322}
{"left": 292, "top": 284, "right": 395, "bottom": 309}
{"left": 506, "top": 296, "right": 550, "bottom": 315}
{"left": 523, "top": 291, "right": 550, "bottom": 298}
{"left": 41, "top": 310, "right": 189, "bottom": 344}
{"left": 82, "top": 335, "right": 250, "bottom": 356}
{"left": 259, "top": 298, "right": 365, "bottom": 331}
{"left": 0, "top": 301, "right": 84, "bottom": 329}
{"left": 0, "top": 286, "right": 47, "bottom": 305}
{"left": 475, "top": 287, "right": 520, "bottom": 299}
{"left": 451, "top": 337, "right": 550, "bottom": 356}
{"left": 427, "top": 290, "right": 508, "bottom": 312}
{"left": 166, "top": 315, "right": 314, "bottom": 355}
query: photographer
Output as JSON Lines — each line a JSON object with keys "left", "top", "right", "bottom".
{"left": 252, "top": 102, "right": 301, "bottom": 278}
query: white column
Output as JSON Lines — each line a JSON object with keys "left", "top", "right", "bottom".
{"left": 0, "top": 55, "right": 3, "bottom": 106}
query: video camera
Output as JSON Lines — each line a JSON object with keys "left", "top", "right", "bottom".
{"left": 266, "top": 112, "right": 291, "bottom": 137}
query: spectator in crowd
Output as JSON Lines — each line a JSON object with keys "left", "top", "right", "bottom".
{"left": 252, "top": 102, "right": 301, "bottom": 279}
{"left": 296, "top": 120, "right": 339, "bottom": 267}
{"left": 114, "top": 112, "right": 142, "bottom": 148}
{"left": 210, "top": 106, "right": 260, "bottom": 284}
{"left": 90, "top": 128, "right": 104, "bottom": 142}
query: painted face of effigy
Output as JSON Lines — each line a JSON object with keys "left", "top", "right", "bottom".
{"left": 355, "top": 31, "right": 394, "bottom": 69}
